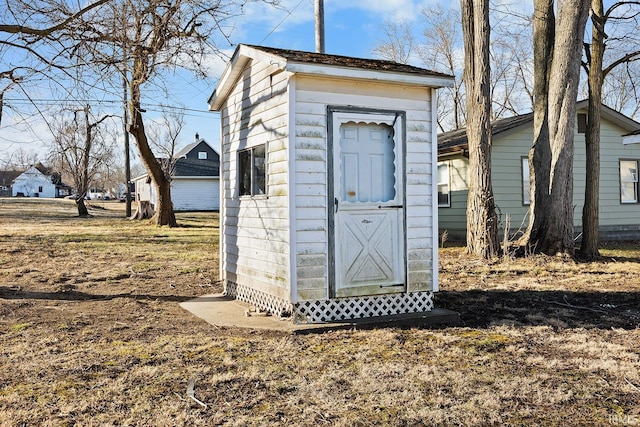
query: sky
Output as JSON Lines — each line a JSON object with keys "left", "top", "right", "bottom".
{"left": 0, "top": 0, "right": 442, "bottom": 162}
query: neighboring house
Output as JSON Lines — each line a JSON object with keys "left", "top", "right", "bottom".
{"left": 0, "top": 170, "right": 22, "bottom": 197}
{"left": 438, "top": 100, "right": 640, "bottom": 242}
{"left": 11, "top": 165, "right": 72, "bottom": 198}
{"left": 174, "top": 133, "right": 220, "bottom": 162}
{"left": 133, "top": 135, "right": 220, "bottom": 211}
{"left": 208, "top": 44, "right": 454, "bottom": 323}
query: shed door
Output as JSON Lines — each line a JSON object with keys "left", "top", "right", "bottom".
{"left": 332, "top": 119, "right": 405, "bottom": 298}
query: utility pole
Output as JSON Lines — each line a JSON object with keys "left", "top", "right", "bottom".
{"left": 123, "top": 72, "right": 132, "bottom": 218}
{"left": 315, "top": 0, "right": 325, "bottom": 53}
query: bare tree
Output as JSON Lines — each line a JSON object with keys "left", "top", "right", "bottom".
{"left": 523, "top": 0, "right": 590, "bottom": 256}
{"left": 0, "top": 0, "right": 110, "bottom": 123}
{"left": 73, "top": 0, "right": 277, "bottom": 227}
{"left": 48, "top": 105, "right": 116, "bottom": 216}
{"left": 0, "top": 147, "right": 39, "bottom": 171}
{"left": 147, "top": 108, "right": 186, "bottom": 181}
{"left": 372, "top": 19, "right": 416, "bottom": 64}
{"left": 418, "top": 6, "right": 465, "bottom": 131}
{"left": 460, "top": 0, "right": 499, "bottom": 258}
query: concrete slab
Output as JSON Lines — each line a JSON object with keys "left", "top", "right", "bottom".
{"left": 180, "top": 293, "right": 461, "bottom": 333}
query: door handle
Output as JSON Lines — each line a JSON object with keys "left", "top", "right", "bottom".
{"left": 334, "top": 197, "right": 339, "bottom": 213}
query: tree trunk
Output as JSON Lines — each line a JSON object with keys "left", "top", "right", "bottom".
{"left": 128, "top": 64, "right": 177, "bottom": 227}
{"left": 522, "top": 0, "right": 554, "bottom": 250}
{"left": 580, "top": 0, "right": 604, "bottom": 259}
{"left": 524, "top": 0, "right": 590, "bottom": 256}
{"left": 76, "top": 198, "right": 89, "bottom": 217}
{"left": 460, "top": 0, "right": 499, "bottom": 258}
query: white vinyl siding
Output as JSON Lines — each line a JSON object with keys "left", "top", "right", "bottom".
{"left": 171, "top": 178, "right": 220, "bottom": 211}
{"left": 294, "top": 75, "right": 435, "bottom": 297}
{"left": 219, "top": 59, "right": 291, "bottom": 300}
{"left": 620, "top": 160, "right": 639, "bottom": 203}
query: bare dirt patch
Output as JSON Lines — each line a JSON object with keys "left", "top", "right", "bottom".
{"left": 1, "top": 198, "right": 639, "bottom": 426}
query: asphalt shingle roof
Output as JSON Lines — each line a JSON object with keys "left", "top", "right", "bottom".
{"left": 243, "top": 44, "right": 454, "bottom": 80}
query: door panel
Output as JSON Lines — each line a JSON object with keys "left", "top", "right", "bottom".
{"left": 333, "top": 120, "right": 405, "bottom": 297}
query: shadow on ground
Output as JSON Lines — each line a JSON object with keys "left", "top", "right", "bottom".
{"left": 435, "top": 289, "right": 640, "bottom": 330}
{"left": 0, "top": 286, "right": 192, "bottom": 303}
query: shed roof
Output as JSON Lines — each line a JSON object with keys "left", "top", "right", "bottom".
{"left": 209, "top": 44, "right": 455, "bottom": 111}
{"left": 438, "top": 100, "right": 640, "bottom": 155}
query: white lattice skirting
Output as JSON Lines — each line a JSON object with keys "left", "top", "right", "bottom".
{"left": 224, "top": 281, "right": 434, "bottom": 324}
{"left": 293, "top": 291, "right": 435, "bottom": 323}
{"left": 224, "top": 281, "right": 292, "bottom": 318}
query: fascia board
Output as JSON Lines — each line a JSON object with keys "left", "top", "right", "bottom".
{"left": 284, "top": 62, "right": 455, "bottom": 88}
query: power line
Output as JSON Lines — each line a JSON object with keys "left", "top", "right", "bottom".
{"left": 3, "top": 98, "right": 215, "bottom": 116}
{"left": 260, "top": 0, "right": 307, "bottom": 45}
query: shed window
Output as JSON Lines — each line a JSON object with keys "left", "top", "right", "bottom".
{"left": 198, "top": 151, "right": 207, "bottom": 160}
{"left": 620, "top": 160, "right": 639, "bottom": 203}
{"left": 238, "top": 144, "right": 266, "bottom": 197}
{"left": 522, "top": 157, "right": 530, "bottom": 205}
{"left": 437, "top": 162, "right": 450, "bottom": 207}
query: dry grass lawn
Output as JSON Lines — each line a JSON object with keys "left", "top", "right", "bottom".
{"left": 1, "top": 198, "right": 639, "bottom": 426}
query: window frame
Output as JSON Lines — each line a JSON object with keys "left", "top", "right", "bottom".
{"left": 577, "top": 113, "right": 587, "bottom": 134}
{"left": 197, "top": 151, "right": 207, "bottom": 160}
{"left": 620, "top": 159, "right": 639, "bottom": 204}
{"left": 437, "top": 161, "right": 451, "bottom": 208}
{"left": 522, "top": 156, "right": 531, "bottom": 206}
{"left": 237, "top": 143, "right": 267, "bottom": 198}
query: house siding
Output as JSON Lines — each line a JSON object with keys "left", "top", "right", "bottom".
{"left": 438, "top": 156, "right": 469, "bottom": 239}
{"left": 439, "top": 109, "right": 640, "bottom": 240}
{"left": 219, "top": 59, "right": 291, "bottom": 300}
{"left": 170, "top": 178, "right": 219, "bottom": 211}
{"left": 293, "top": 76, "right": 436, "bottom": 300}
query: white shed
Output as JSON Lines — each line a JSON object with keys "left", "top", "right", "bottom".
{"left": 208, "top": 45, "right": 454, "bottom": 323}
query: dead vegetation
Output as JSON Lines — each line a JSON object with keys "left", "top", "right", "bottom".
{"left": 1, "top": 198, "right": 639, "bottom": 426}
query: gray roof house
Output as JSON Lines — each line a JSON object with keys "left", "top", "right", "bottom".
{"left": 0, "top": 170, "right": 22, "bottom": 197}
{"left": 134, "top": 135, "right": 220, "bottom": 211}
{"left": 437, "top": 100, "right": 640, "bottom": 241}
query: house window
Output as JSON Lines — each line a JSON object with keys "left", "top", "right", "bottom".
{"left": 620, "top": 160, "right": 639, "bottom": 203}
{"left": 238, "top": 144, "right": 266, "bottom": 197}
{"left": 522, "top": 157, "right": 530, "bottom": 205}
{"left": 437, "top": 162, "right": 450, "bottom": 207}
{"left": 38, "top": 186, "right": 43, "bottom": 193}
{"left": 198, "top": 151, "right": 207, "bottom": 160}
{"left": 577, "top": 113, "right": 587, "bottom": 134}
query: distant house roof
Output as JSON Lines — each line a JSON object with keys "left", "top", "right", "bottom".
{"left": 439, "top": 113, "right": 533, "bottom": 155}
{"left": 209, "top": 44, "right": 455, "bottom": 111}
{"left": 438, "top": 100, "right": 640, "bottom": 155}
{"left": 172, "top": 158, "right": 219, "bottom": 177}
{"left": 174, "top": 141, "right": 200, "bottom": 159}
{"left": 0, "top": 170, "right": 22, "bottom": 186}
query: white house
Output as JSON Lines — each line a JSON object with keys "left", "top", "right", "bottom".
{"left": 208, "top": 44, "right": 454, "bottom": 323}
{"left": 12, "top": 165, "right": 70, "bottom": 198}
{"left": 134, "top": 135, "right": 220, "bottom": 211}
